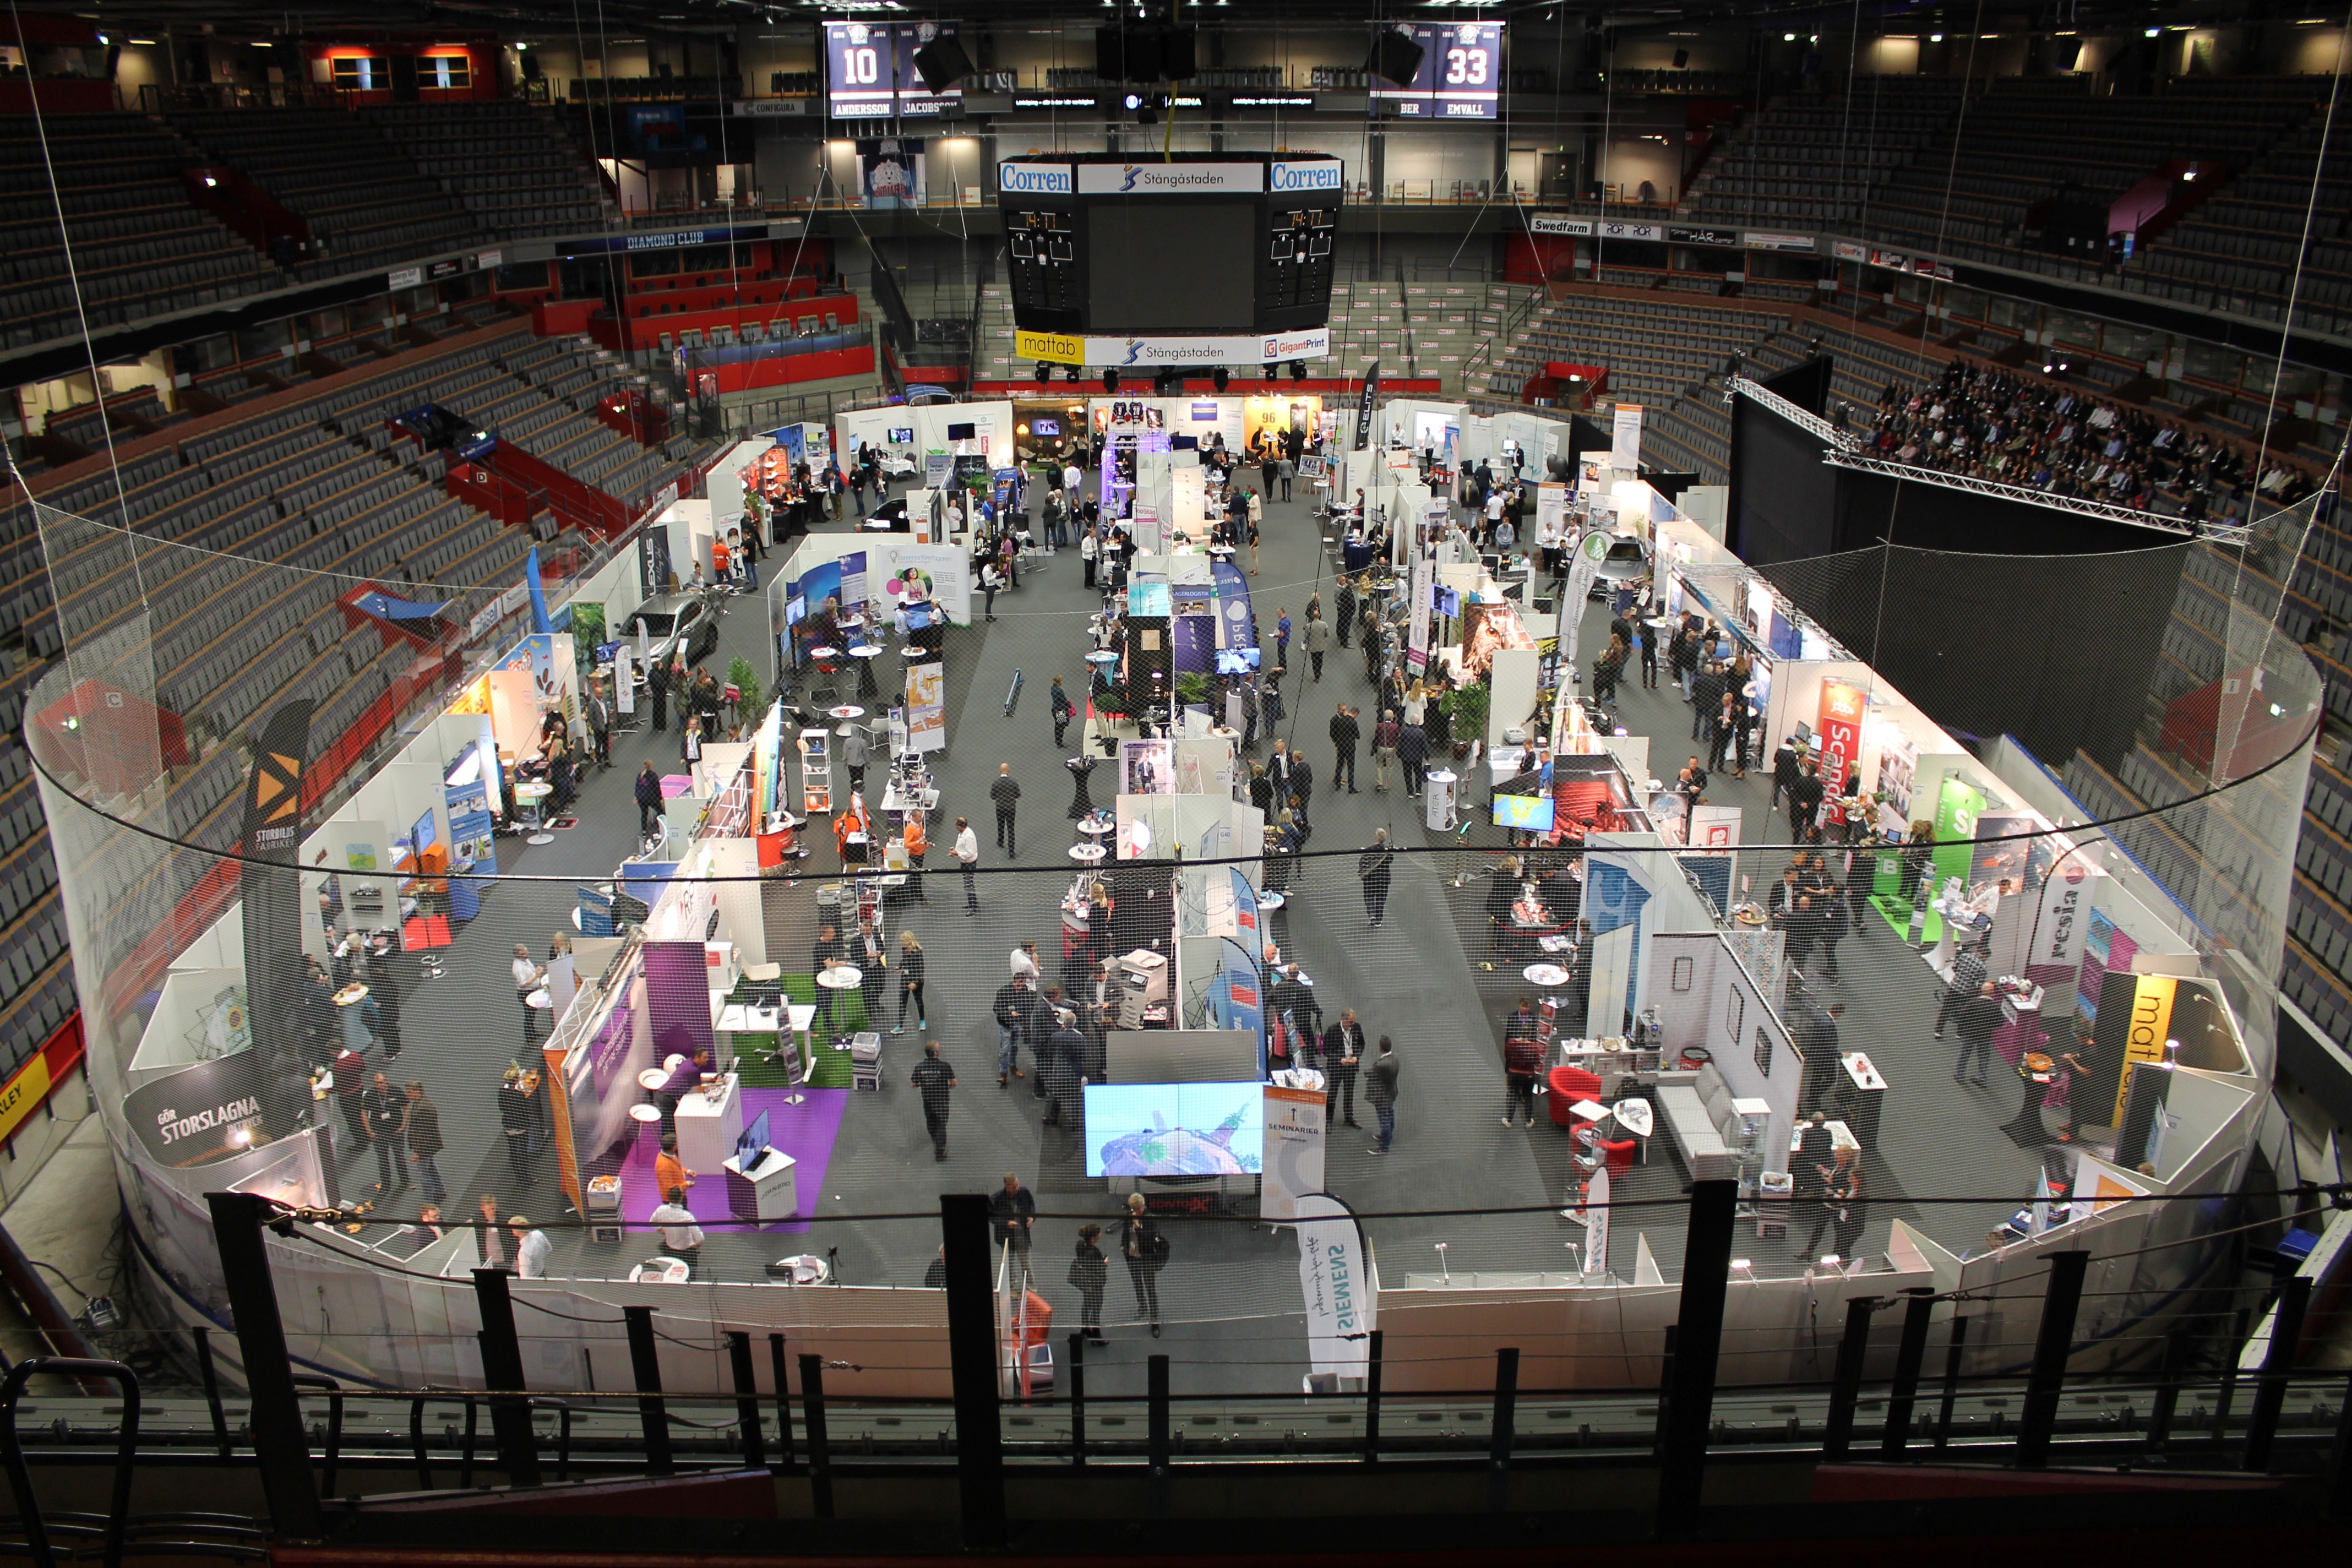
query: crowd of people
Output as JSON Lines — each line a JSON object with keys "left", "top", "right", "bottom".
{"left": 1856, "top": 361, "right": 2319, "bottom": 520}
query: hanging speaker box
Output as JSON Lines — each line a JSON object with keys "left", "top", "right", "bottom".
{"left": 1160, "top": 26, "right": 1197, "bottom": 82}
{"left": 1365, "top": 30, "right": 1425, "bottom": 89}
{"left": 912, "top": 36, "right": 973, "bottom": 95}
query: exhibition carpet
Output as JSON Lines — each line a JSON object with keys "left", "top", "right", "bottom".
{"left": 616, "top": 1086, "right": 849, "bottom": 1235}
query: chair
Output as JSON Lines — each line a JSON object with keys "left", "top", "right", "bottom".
{"left": 1596, "top": 1136, "right": 1637, "bottom": 1177}
{"left": 1546, "top": 1065, "right": 1603, "bottom": 1128}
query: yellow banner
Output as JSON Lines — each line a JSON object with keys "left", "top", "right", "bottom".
{"left": 1015, "top": 328, "right": 1084, "bottom": 366}
{"left": 2113, "top": 973, "right": 2176, "bottom": 1124}
{"left": 0, "top": 1051, "right": 52, "bottom": 1148}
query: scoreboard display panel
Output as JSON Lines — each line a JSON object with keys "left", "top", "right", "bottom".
{"left": 1370, "top": 21, "right": 1504, "bottom": 120}
{"left": 824, "top": 20, "right": 962, "bottom": 119}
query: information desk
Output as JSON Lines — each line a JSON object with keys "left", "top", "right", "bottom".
{"left": 673, "top": 1072, "right": 743, "bottom": 1179}
{"left": 725, "top": 1146, "right": 798, "bottom": 1222}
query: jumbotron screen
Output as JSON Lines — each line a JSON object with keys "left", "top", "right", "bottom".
{"left": 1086, "top": 204, "right": 1257, "bottom": 334}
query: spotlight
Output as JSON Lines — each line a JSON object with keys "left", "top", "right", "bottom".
{"left": 1262, "top": 361, "right": 1278, "bottom": 379}
{"left": 1289, "top": 360, "right": 1306, "bottom": 381}
{"left": 1036, "top": 362, "right": 1052, "bottom": 385}
{"left": 1065, "top": 366, "right": 1081, "bottom": 383}
{"left": 1212, "top": 367, "right": 1229, "bottom": 392}
{"left": 1103, "top": 369, "right": 1119, "bottom": 392}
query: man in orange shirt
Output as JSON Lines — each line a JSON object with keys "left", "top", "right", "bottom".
{"left": 655, "top": 1133, "right": 693, "bottom": 1198}
{"left": 902, "top": 811, "right": 929, "bottom": 902}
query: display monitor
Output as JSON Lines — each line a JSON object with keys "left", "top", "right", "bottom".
{"left": 1213, "top": 647, "right": 1262, "bottom": 674}
{"left": 734, "top": 1108, "right": 771, "bottom": 1171}
{"left": 1086, "top": 204, "right": 1257, "bottom": 334}
{"left": 1083, "top": 1082, "right": 1265, "bottom": 1178}
{"left": 1032, "top": 417, "right": 1061, "bottom": 437}
{"left": 888, "top": 426, "right": 914, "bottom": 444}
{"left": 786, "top": 595, "right": 808, "bottom": 627}
{"left": 1492, "top": 793, "right": 1557, "bottom": 832}
{"left": 903, "top": 603, "right": 934, "bottom": 631}
{"left": 413, "top": 808, "right": 437, "bottom": 853}
{"left": 946, "top": 421, "right": 977, "bottom": 442}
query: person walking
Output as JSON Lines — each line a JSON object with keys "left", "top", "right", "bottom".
{"left": 910, "top": 1041, "right": 956, "bottom": 1160}
{"left": 363, "top": 1070, "right": 406, "bottom": 1194}
{"left": 1365, "top": 1037, "right": 1402, "bottom": 1155}
{"left": 991, "top": 763, "right": 1022, "bottom": 857}
{"left": 1358, "top": 829, "right": 1395, "bottom": 926}
{"left": 1370, "top": 710, "right": 1400, "bottom": 793}
{"left": 955, "top": 816, "right": 980, "bottom": 913}
{"left": 1637, "top": 617, "right": 1659, "bottom": 689}
{"left": 1816, "top": 886, "right": 1848, "bottom": 983}
{"left": 1952, "top": 981, "right": 2003, "bottom": 1088}
{"left": 1050, "top": 676, "right": 1074, "bottom": 748}
{"left": 635, "top": 761, "right": 664, "bottom": 839}
{"left": 498, "top": 1065, "right": 536, "bottom": 1187}
{"left": 1323, "top": 1009, "right": 1365, "bottom": 1128}
{"left": 1802, "top": 1145, "right": 1864, "bottom": 1262}
{"left": 841, "top": 726, "right": 869, "bottom": 798}
{"left": 1932, "top": 938, "right": 1990, "bottom": 1038}
{"left": 1788, "top": 762, "right": 1825, "bottom": 843}
{"left": 1330, "top": 703, "right": 1360, "bottom": 793}
{"left": 1304, "top": 613, "right": 1332, "bottom": 682}
{"left": 1121, "top": 1191, "right": 1167, "bottom": 1336}
{"left": 1070, "top": 1224, "right": 1108, "bottom": 1342}
{"left": 991, "top": 1173, "right": 1038, "bottom": 1280}
{"left": 405, "top": 1081, "right": 446, "bottom": 1205}
{"left": 894, "top": 931, "right": 927, "bottom": 1033}
{"left": 1503, "top": 1028, "right": 1544, "bottom": 1129}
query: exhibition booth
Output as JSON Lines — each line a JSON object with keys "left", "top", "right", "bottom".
{"left": 834, "top": 400, "right": 1015, "bottom": 496}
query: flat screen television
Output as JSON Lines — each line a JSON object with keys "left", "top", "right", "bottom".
{"left": 946, "top": 421, "right": 977, "bottom": 442}
{"left": 1082, "top": 1082, "right": 1265, "bottom": 1178}
{"left": 888, "top": 426, "right": 915, "bottom": 444}
{"left": 786, "top": 595, "right": 808, "bottom": 627}
{"left": 1213, "top": 647, "right": 1261, "bottom": 674}
{"left": 734, "top": 1108, "right": 772, "bottom": 1171}
{"left": 413, "top": 808, "right": 438, "bottom": 853}
{"left": 1492, "top": 793, "right": 1556, "bottom": 832}
{"left": 1032, "top": 417, "right": 1060, "bottom": 437}
{"left": 903, "top": 603, "right": 934, "bottom": 631}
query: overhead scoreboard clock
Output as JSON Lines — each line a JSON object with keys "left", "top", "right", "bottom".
{"left": 1370, "top": 21, "right": 1505, "bottom": 119}
{"left": 998, "top": 154, "right": 1343, "bottom": 367}
{"left": 824, "top": 19, "right": 962, "bottom": 119}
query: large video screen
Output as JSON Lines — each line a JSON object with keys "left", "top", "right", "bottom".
{"left": 1084, "top": 1082, "right": 1265, "bottom": 1178}
{"left": 1086, "top": 204, "right": 1256, "bottom": 334}
{"left": 1370, "top": 21, "right": 1504, "bottom": 120}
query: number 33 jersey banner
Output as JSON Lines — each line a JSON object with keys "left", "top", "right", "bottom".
{"left": 1369, "top": 21, "right": 1504, "bottom": 120}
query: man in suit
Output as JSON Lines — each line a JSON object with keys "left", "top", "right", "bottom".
{"left": 1322, "top": 1009, "right": 1365, "bottom": 1128}
{"left": 585, "top": 679, "right": 612, "bottom": 768}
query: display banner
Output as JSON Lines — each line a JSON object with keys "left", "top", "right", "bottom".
{"left": 1610, "top": 404, "right": 1644, "bottom": 470}
{"left": 1354, "top": 359, "right": 1379, "bottom": 451}
{"left": 1744, "top": 231, "right": 1819, "bottom": 252}
{"left": 904, "top": 660, "right": 946, "bottom": 754}
{"left": 1815, "top": 680, "right": 1865, "bottom": 796}
{"left": 1261, "top": 1086, "right": 1327, "bottom": 1223}
{"left": 1076, "top": 161, "right": 1264, "bottom": 194}
{"left": 1931, "top": 775, "right": 1985, "bottom": 890}
{"left": 1294, "top": 1194, "right": 1375, "bottom": 1381}
{"left": 2032, "top": 852, "right": 2102, "bottom": 977}
{"left": 2112, "top": 973, "right": 2176, "bottom": 1125}
{"left": 1528, "top": 213, "right": 1594, "bottom": 237}
{"left": 1581, "top": 1163, "right": 1611, "bottom": 1277}
{"left": 239, "top": 700, "right": 314, "bottom": 1087}
{"left": 873, "top": 540, "right": 971, "bottom": 624}
{"left": 613, "top": 644, "right": 636, "bottom": 715}
{"left": 122, "top": 1051, "right": 266, "bottom": 1167}
{"left": 1596, "top": 218, "right": 1664, "bottom": 242}
{"left": 1407, "top": 554, "right": 1434, "bottom": 673}
{"left": 1079, "top": 328, "right": 1331, "bottom": 369}
{"left": 2077, "top": 907, "right": 2137, "bottom": 1026}
{"left": 1536, "top": 482, "right": 1570, "bottom": 546}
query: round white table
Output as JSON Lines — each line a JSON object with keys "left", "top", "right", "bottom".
{"left": 1523, "top": 963, "right": 1571, "bottom": 988}
{"left": 333, "top": 983, "right": 371, "bottom": 1051}
{"left": 816, "top": 963, "right": 862, "bottom": 991}
{"left": 1077, "top": 818, "right": 1114, "bottom": 837}
{"left": 847, "top": 644, "right": 884, "bottom": 659}
{"left": 1256, "top": 891, "right": 1286, "bottom": 912}
{"left": 1610, "top": 1098, "right": 1655, "bottom": 1140}
{"left": 807, "top": 645, "right": 840, "bottom": 662}
{"left": 637, "top": 1066, "right": 671, "bottom": 1093}
{"left": 828, "top": 704, "right": 865, "bottom": 721}
{"left": 1070, "top": 843, "right": 1106, "bottom": 863}
{"left": 515, "top": 781, "right": 556, "bottom": 845}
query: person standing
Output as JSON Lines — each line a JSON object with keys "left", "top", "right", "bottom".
{"left": 331, "top": 1042, "right": 370, "bottom": 1156}
{"left": 1276, "top": 606, "right": 1292, "bottom": 668}
{"left": 990, "top": 1173, "right": 1037, "bottom": 1280}
{"left": 995, "top": 974, "right": 1037, "bottom": 1086}
{"left": 1304, "top": 613, "right": 1332, "bottom": 682}
{"left": 1365, "top": 1037, "right": 1402, "bottom": 1155}
{"left": 1770, "top": 737, "right": 1800, "bottom": 810}
{"left": 1336, "top": 576, "right": 1357, "bottom": 649}
{"left": 1330, "top": 703, "right": 1360, "bottom": 793}
{"left": 636, "top": 761, "right": 664, "bottom": 839}
{"left": 1370, "top": 710, "right": 1400, "bottom": 793}
{"left": 1323, "top": 1009, "right": 1365, "bottom": 1129}
{"left": 511, "top": 944, "right": 545, "bottom": 1047}
{"left": 1358, "top": 830, "right": 1395, "bottom": 927}
{"left": 1952, "top": 981, "right": 2003, "bottom": 1088}
{"left": 647, "top": 657, "right": 669, "bottom": 733}
{"left": 585, "top": 679, "right": 612, "bottom": 768}
{"left": 1802, "top": 1145, "right": 1863, "bottom": 1261}
{"left": 363, "top": 1070, "right": 406, "bottom": 1194}
{"left": 680, "top": 715, "right": 705, "bottom": 770}
{"left": 1816, "top": 887, "right": 1848, "bottom": 983}
{"left": 1121, "top": 1191, "right": 1166, "bottom": 1336}
{"left": 1637, "top": 617, "right": 1659, "bottom": 690}
{"left": 1932, "top": 938, "right": 1990, "bottom": 1039}
{"left": 1503, "top": 1028, "right": 1544, "bottom": 1129}
{"left": 858, "top": 920, "right": 888, "bottom": 1031}
{"left": 655, "top": 1133, "right": 694, "bottom": 1202}
{"left": 841, "top": 726, "right": 869, "bottom": 798}
{"left": 955, "top": 816, "right": 980, "bottom": 914}
{"left": 1398, "top": 717, "right": 1429, "bottom": 799}
{"left": 990, "top": 763, "right": 1022, "bottom": 857}
{"left": 810, "top": 924, "right": 846, "bottom": 1031}
{"left": 910, "top": 1040, "right": 956, "bottom": 1160}
{"left": 1043, "top": 1005, "right": 1087, "bottom": 1128}
{"left": 405, "top": 1081, "right": 446, "bottom": 1205}
{"left": 894, "top": 932, "right": 927, "bottom": 1034}
{"left": 498, "top": 1065, "right": 536, "bottom": 1187}
{"left": 510, "top": 1217, "right": 551, "bottom": 1280}
{"left": 651, "top": 1187, "right": 705, "bottom": 1276}
{"left": 1788, "top": 762, "right": 1825, "bottom": 843}
{"left": 1070, "top": 1224, "right": 1108, "bottom": 1343}
{"left": 476, "top": 1193, "right": 507, "bottom": 1270}
{"left": 1050, "top": 676, "right": 1075, "bottom": 749}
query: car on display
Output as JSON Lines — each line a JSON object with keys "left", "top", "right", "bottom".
{"left": 861, "top": 497, "right": 912, "bottom": 532}
{"left": 623, "top": 592, "right": 721, "bottom": 668}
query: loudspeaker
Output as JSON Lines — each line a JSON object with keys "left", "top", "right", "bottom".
{"left": 2052, "top": 36, "right": 2082, "bottom": 71}
{"left": 1097, "top": 25, "right": 1125, "bottom": 81}
{"left": 1365, "top": 29, "right": 1425, "bottom": 89}
{"left": 912, "top": 35, "right": 973, "bottom": 95}
{"left": 1672, "top": 48, "right": 1690, "bottom": 69}
{"left": 1161, "top": 26, "right": 1196, "bottom": 81}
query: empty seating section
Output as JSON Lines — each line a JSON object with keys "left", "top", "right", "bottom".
{"left": 0, "top": 113, "right": 283, "bottom": 351}
{"left": 2132, "top": 115, "right": 2352, "bottom": 333}
{"left": 1687, "top": 83, "right": 1963, "bottom": 226}
{"left": 169, "top": 109, "right": 485, "bottom": 281}
{"left": 371, "top": 102, "right": 609, "bottom": 238}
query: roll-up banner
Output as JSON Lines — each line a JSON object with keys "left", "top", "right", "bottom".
{"left": 905, "top": 660, "right": 946, "bottom": 754}
{"left": 1260, "top": 1086, "right": 1327, "bottom": 1223}
{"left": 241, "top": 699, "right": 314, "bottom": 1089}
{"left": 1816, "top": 680, "right": 1865, "bottom": 796}
{"left": 1610, "top": 404, "right": 1643, "bottom": 470}
{"left": 1294, "top": 1193, "right": 1375, "bottom": 1381}
{"left": 1354, "top": 359, "right": 1379, "bottom": 451}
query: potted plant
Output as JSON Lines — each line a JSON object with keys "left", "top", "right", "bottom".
{"left": 1447, "top": 679, "right": 1490, "bottom": 760}
{"left": 1174, "top": 671, "right": 1212, "bottom": 710}
{"left": 727, "top": 655, "right": 764, "bottom": 734}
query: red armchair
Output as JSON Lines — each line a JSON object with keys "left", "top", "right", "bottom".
{"left": 1546, "top": 1065, "right": 1603, "bottom": 1128}
{"left": 1596, "top": 1135, "right": 1637, "bottom": 1176}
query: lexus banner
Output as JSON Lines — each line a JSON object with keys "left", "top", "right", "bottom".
{"left": 241, "top": 700, "right": 314, "bottom": 1086}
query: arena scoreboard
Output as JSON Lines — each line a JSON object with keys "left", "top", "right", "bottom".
{"left": 998, "top": 154, "right": 1342, "bottom": 366}
{"left": 1370, "top": 21, "right": 1505, "bottom": 119}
